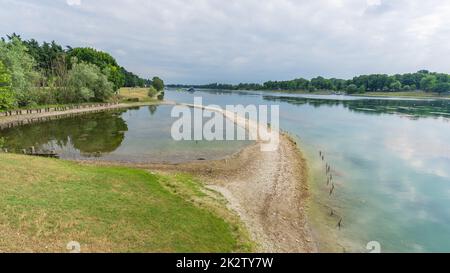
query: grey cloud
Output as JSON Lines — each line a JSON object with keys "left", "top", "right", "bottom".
{"left": 0, "top": 0, "right": 449, "bottom": 84}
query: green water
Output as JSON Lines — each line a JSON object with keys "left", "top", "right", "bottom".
{"left": 165, "top": 89, "right": 450, "bottom": 253}
{"left": 0, "top": 105, "right": 251, "bottom": 163}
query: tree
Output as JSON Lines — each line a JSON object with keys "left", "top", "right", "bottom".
{"left": 311, "top": 76, "right": 334, "bottom": 90}
{"left": 152, "top": 76, "right": 164, "bottom": 91}
{"left": 402, "top": 85, "right": 411, "bottom": 91}
{"left": 168, "top": 70, "right": 450, "bottom": 94}
{"left": 433, "top": 82, "right": 450, "bottom": 95}
{"left": 420, "top": 75, "right": 437, "bottom": 92}
{"left": 389, "top": 81, "right": 402, "bottom": 91}
{"left": 102, "top": 64, "right": 125, "bottom": 91}
{"left": 68, "top": 47, "right": 124, "bottom": 90}
{"left": 358, "top": 85, "right": 366, "bottom": 93}
{"left": 0, "top": 60, "right": 15, "bottom": 110}
{"left": 63, "top": 61, "right": 114, "bottom": 103}
{"left": 121, "top": 67, "right": 148, "bottom": 87}
{"left": 23, "top": 39, "right": 64, "bottom": 80}
{"left": 346, "top": 84, "right": 358, "bottom": 94}
{"left": 0, "top": 37, "right": 39, "bottom": 106}
{"left": 0, "top": 34, "right": 148, "bottom": 106}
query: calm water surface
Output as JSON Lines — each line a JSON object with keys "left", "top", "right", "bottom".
{"left": 166, "top": 89, "right": 450, "bottom": 252}
{"left": 2, "top": 89, "right": 450, "bottom": 252}
{"left": 0, "top": 105, "right": 251, "bottom": 163}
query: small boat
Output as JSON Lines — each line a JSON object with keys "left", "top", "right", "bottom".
{"left": 187, "top": 87, "right": 195, "bottom": 93}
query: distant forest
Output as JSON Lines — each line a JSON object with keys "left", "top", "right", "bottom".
{"left": 168, "top": 70, "right": 450, "bottom": 94}
{"left": 0, "top": 33, "right": 157, "bottom": 110}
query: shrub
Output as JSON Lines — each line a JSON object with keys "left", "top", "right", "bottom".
{"left": 157, "top": 92, "right": 165, "bottom": 101}
{"left": 28, "top": 87, "right": 58, "bottom": 105}
{"left": 0, "top": 37, "right": 39, "bottom": 107}
{"left": 346, "top": 84, "right": 358, "bottom": 94}
{"left": 0, "top": 60, "right": 15, "bottom": 110}
{"left": 148, "top": 86, "right": 158, "bottom": 98}
{"left": 63, "top": 61, "right": 114, "bottom": 103}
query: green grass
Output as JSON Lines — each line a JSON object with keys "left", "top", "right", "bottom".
{"left": 0, "top": 153, "right": 251, "bottom": 253}
{"left": 119, "top": 87, "right": 155, "bottom": 102}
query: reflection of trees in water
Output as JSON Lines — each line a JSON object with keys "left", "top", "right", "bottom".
{"left": 1, "top": 110, "right": 128, "bottom": 155}
{"left": 148, "top": 105, "right": 158, "bottom": 116}
{"left": 263, "top": 95, "right": 450, "bottom": 119}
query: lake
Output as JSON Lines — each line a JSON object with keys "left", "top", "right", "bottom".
{"left": 2, "top": 89, "right": 450, "bottom": 252}
{"left": 165, "top": 89, "right": 450, "bottom": 253}
{"left": 0, "top": 105, "right": 251, "bottom": 163}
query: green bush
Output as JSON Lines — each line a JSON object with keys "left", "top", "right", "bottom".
{"left": 148, "top": 86, "right": 158, "bottom": 98}
{"left": 0, "top": 37, "right": 39, "bottom": 107}
{"left": 0, "top": 60, "right": 15, "bottom": 110}
{"left": 0, "top": 35, "right": 159, "bottom": 108}
{"left": 68, "top": 47, "right": 125, "bottom": 90}
{"left": 62, "top": 61, "right": 114, "bottom": 103}
{"left": 346, "top": 84, "right": 358, "bottom": 94}
{"left": 29, "top": 87, "right": 58, "bottom": 105}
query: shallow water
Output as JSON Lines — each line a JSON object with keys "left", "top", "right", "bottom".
{"left": 166, "top": 89, "right": 450, "bottom": 252}
{"left": 2, "top": 89, "right": 450, "bottom": 252}
{"left": 0, "top": 105, "right": 251, "bottom": 163}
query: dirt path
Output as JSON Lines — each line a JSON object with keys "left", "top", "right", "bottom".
{"left": 182, "top": 104, "right": 317, "bottom": 252}
{"left": 206, "top": 134, "right": 316, "bottom": 252}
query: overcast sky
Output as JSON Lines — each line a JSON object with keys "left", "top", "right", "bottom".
{"left": 1, "top": 0, "right": 449, "bottom": 84}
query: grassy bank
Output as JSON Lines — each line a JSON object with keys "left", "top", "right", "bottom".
{"left": 0, "top": 153, "right": 251, "bottom": 253}
{"left": 119, "top": 87, "right": 156, "bottom": 102}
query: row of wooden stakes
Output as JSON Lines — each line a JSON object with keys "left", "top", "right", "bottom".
{"left": 1, "top": 146, "right": 59, "bottom": 159}
{"left": 319, "top": 150, "right": 343, "bottom": 230}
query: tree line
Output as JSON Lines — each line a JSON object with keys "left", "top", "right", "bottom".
{"left": 0, "top": 33, "right": 163, "bottom": 110}
{"left": 169, "top": 70, "right": 450, "bottom": 94}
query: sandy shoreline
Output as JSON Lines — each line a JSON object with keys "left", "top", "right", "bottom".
{"left": 85, "top": 134, "right": 317, "bottom": 252}
{"left": 0, "top": 101, "right": 317, "bottom": 253}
